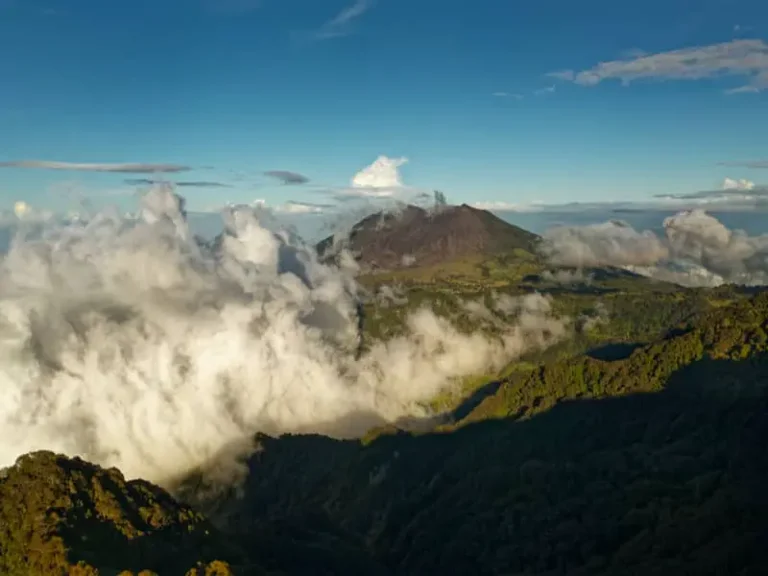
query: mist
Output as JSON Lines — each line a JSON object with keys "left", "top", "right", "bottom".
{"left": 541, "top": 219, "right": 669, "bottom": 268}
{"left": 0, "top": 185, "right": 568, "bottom": 489}
{"left": 540, "top": 209, "right": 768, "bottom": 287}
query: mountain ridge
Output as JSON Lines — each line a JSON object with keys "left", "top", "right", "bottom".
{"left": 3, "top": 289, "right": 768, "bottom": 574}
{"left": 217, "top": 289, "right": 768, "bottom": 574}
{"left": 0, "top": 451, "right": 247, "bottom": 575}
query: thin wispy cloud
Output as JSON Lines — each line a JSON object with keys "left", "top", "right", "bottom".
{"left": 620, "top": 48, "right": 648, "bottom": 59}
{"left": 724, "top": 85, "right": 760, "bottom": 95}
{"left": 124, "top": 179, "right": 232, "bottom": 188}
{"left": 309, "top": 0, "right": 374, "bottom": 41}
{"left": 654, "top": 178, "right": 767, "bottom": 204}
{"left": 471, "top": 201, "right": 530, "bottom": 211}
{"left": 475, "top": 191, "right": 768, "bottom": 214}
{"left": 719, "top": 160, "right": 768, "bottom": 169}
{"left": 264, "top": 170, "right": 311, "bottom": 185}
{"left": 0, "top": 160, "right": 191, "bottom": 174}
{"left": 546, "top": 70, "right": 574, "bottom": 81}
{"left": 44, "top": 180, "right": 144, "bottom": 203}
{"left": 492, "top": 92, "right": 523, "bottom": 99}
{"left": 276, "top": 200, "right": 335, "bottom": 214}
{"left": 198, "top": 199, "right": 334, "bottom": 215}
{"left": 333, "top": 188, "right": 398, "bottom": 200}
{"left": 548, "top": 39, "right": 768, "bottom": 94}
{"left": 655, "top": 188, "right": 768, "bottom": 201}
{"left": 288, "top": 200, "right": 335, "bottom": 209}
{"left": 534, "top": 85, "right": 556, "bottom": 95}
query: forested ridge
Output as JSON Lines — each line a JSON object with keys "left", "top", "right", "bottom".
{"left": 2, "top": 289, "right": 768, "bottom": 574}
{"left": 227, "top": 290, "right": 768, "bottom": 575}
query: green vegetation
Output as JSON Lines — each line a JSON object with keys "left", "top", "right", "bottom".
{"left": 3, "top": 252, "right": 768, "bottom": 574}
{"left": 358, "top": 250, "right": 542, "bottom": 290}
{"left": 0, "top": 452, "right": 246, "bottom": 575}
{"left": 359, "top": 254, "right": 725, "bottom": 403}
{"left": 461, "top": 288, "right": 768, "bottom": 425}
{"left": 227, "top": 290, "right": 768, "bottom": 575}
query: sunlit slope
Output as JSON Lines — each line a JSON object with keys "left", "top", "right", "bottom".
{"left": 0, "top": 452, "right": 247, "bottom": 575}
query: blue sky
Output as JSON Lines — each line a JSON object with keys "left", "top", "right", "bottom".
{"left": 0, "top": 0, "right": 767, "bottom": 216}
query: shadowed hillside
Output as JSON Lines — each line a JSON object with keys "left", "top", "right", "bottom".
{"left": 214, "top": 291, "right": 768, "bottom": 575}
{"left": 226, "top": 366, "right": 768, "bottom": 575}
{"left": 3, "top": 291, "right": 768, "bottom": 574}
{"left": 0, "top": 452, "right": 389, "bottom": 575}
{"left": 316, "top": 203, "right": 540, "bottom": 271}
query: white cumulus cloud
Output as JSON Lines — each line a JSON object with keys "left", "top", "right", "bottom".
{"left": 0, "top": 184, "right": 569, "bottom": 492}
{"left": 722, "top": 177, "right": 755, "bottom": 191}
{"left": 351, "top": 155, "right": 408, "bottom": 189}
{"left": 540, "top": 209, "right": 768, "bottom": 287}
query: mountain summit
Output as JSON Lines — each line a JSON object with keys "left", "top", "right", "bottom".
{"left": 316, "top": 203, "right": 540, "bottom": 270}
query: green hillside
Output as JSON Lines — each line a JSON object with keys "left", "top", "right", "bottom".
{"left": 4, "top": 287, "right": 767, "bottom": 574}
{"left": 221, "top": 289, "right": 768, "bottom": 575}
{"left": 0, "top": 451, "right": 247, "bottom": 575}
{"left": 358, "top": 254, "right": 745, "bottom": 413}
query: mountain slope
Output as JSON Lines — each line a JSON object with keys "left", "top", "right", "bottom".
{"left": 0, "top": 451, "right": 250, "bottom": 575}
{"left": 316, "top": 204, "right": 540, "bottom": 270}
{"left": 0, "top": 451, "right": 389, "bottom": 575}
{"left": 221, "top": 290, "right": 768, "bottom": 575}
{"left": 3, "top": 292, "right": 768, "bottom": 574}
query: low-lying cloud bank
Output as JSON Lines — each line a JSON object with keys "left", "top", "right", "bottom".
{"left": 541, "top": 209, "right": 768, "bottom": 287}
{"left": 0, "top": 185, "right": 568, "bottom": 489}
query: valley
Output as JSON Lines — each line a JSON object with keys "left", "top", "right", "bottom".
{"left": 2, "top": 204, "right": 767, "bottom": 575}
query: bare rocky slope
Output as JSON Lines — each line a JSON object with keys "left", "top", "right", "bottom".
{"left": 316, "top": 203, "right": 540, "bottom": 270}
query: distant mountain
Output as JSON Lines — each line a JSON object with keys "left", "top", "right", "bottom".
{"left": 316, "top": 203, "right": 540, "bottom": 270}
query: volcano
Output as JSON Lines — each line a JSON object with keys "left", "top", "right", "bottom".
{"left": 316, "top": 203, "right": 540, "bottom": 270}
